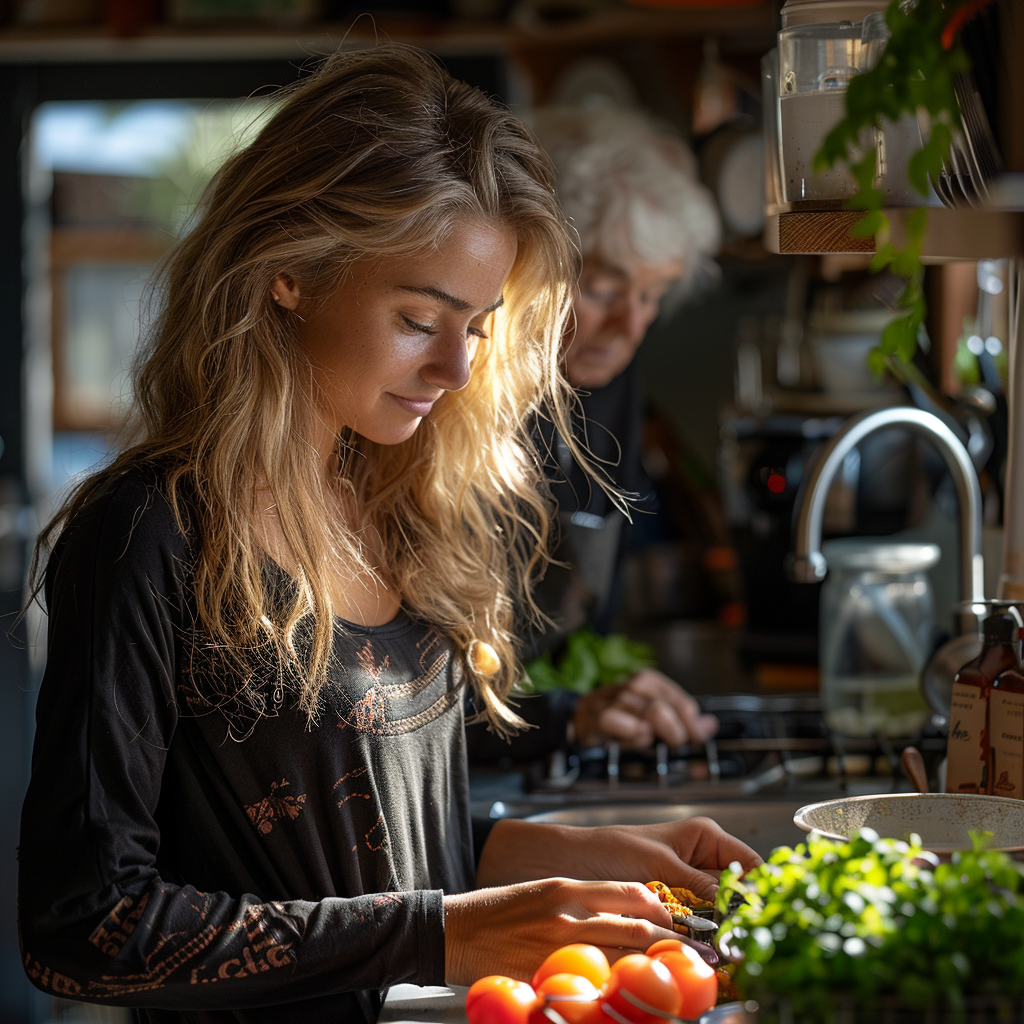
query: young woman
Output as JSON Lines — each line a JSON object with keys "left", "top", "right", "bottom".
{"left": 18, "top": 45, "right": 758, "bottom": 1024}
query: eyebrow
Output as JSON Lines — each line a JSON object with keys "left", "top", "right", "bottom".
{"left": 398, "top": 285, "right": 504, "bottom": 315}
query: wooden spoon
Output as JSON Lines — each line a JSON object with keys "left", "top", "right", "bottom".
{"left": 901, "top": 745, "right": 929, "bottom": 794}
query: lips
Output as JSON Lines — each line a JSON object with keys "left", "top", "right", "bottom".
{"left": 390, "top": 393, "right": 438, "bottom": 418}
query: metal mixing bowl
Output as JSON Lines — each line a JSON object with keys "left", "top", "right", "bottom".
{"left": 794, "top": 792, "right": 1024, "bottom": 855}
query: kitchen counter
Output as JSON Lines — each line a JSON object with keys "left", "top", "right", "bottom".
{"left": 380, "top": 772, "right": 909, "bottom": 1024}
{"left": 380, "top": 985, "right": 756, "bottom": 1024}
{"left": 380, "top": 984, "right": 468, "bottom": 1024}
{"left": 380, "top": 985, "right": 760, "bottom": 1024}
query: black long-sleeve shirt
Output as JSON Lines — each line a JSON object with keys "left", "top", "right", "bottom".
{"left": 19, "top": 467, "right": 475, "bottom": 1024}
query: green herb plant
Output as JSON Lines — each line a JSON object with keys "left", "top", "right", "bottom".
{"left": 814, "top": 0, "right": 974, "bottom": 382}
{"left": 717, "top": 828, "right": 1024, "bottom": 1022}
{"left": 519, "top": 626, "right": 656, "bottom": 695}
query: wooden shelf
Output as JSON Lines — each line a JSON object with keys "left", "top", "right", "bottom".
{"left": 0, "top": 7, "right": 776, "bottom": 62}
{"left": 764, "top": 206, "right": 1024, "bottom": 261}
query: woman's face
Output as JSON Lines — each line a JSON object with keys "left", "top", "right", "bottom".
{"left": 288, "top": 219, "right": 517, "bottom": 448}
{"left": 562, "top": 256, "right": 683, "bottom": 389}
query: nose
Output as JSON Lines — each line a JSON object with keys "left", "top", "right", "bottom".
{"left": 606, "top": 293, "right": 652, "bottom": 346}
{"left": 420, "top": 327, "right": 472, "bottom": 393}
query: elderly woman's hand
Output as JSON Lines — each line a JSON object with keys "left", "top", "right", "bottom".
{"left": 572, "top": 669, "right": 719, "bottom": 749}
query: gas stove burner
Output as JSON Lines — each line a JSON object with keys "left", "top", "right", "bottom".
{"left": 524, "top": 691, "right": 947, "bottom": 799}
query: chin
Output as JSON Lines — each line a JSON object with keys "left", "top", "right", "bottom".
{"left": 364, "top": 419, "right": 424, "bottom": 446}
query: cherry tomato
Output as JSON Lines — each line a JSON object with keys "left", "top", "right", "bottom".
{"left": 600, "top": 953, "right": 681, "bottom": 1024}
{"left": 466, "top": 975, "right": 539, "bottom": 1024}
{"left": 646, "top": 936, "right": 718, "bottom": 968}
{"left": 530, "top": 972, "right": 602, "bottom": 1024}
{"left": 532, "top": 944, "right": 611, "bottom": 991}
{"left": 652, "top": 947, "right": 718, "bottom": 1020}
{"left": 645, "top": 938, "right": 689, "bottom": 958}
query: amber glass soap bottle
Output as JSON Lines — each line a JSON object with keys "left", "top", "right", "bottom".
{"left": 946, "top": 614, "right": 1019, "bottom": 794}
{"left": 989, "top": 626, "right": 1024, "bottom": 798}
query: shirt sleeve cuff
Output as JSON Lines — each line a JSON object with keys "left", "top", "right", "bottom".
{"left": 416, "top": 889, "right": 447, "bottom": 987}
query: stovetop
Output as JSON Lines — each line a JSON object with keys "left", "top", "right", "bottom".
{"left": 469, "top": 692, "right": 946, "bottom": 815}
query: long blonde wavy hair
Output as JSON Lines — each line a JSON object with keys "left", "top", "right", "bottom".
{"left": 33, "top": 43, "right": 593, "bottom": 734}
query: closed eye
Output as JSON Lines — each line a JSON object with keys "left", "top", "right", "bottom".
{"left": 401, "top": 315, "right": 439, "bottom": 336}
{"left": 402, "top": 314, "right": 490, "bottom": 342}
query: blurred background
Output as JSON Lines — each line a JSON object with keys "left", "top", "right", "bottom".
{"left": 0, "top": 0, "right": 1016, "bottom": 1019}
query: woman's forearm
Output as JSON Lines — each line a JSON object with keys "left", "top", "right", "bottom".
{"left": 475, "top": 819, "right": 585, "bottom": 887}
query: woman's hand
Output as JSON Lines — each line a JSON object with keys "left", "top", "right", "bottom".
{"left": 443, "top": 878, "right": 678, "bottom": 987}
{"left": 562, "top": 818, "right": 762, "bottom": 901}
{"left": 477, "top": 816, "right": 761, "bottom": 902}
{"left": 572, "top": 669, "right": 719, "bottom": 749}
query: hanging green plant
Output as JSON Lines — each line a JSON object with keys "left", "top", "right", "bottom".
{"left": 813, "top": 0, "right": 981, "bottom": 379}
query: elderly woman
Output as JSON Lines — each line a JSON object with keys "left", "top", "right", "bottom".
{"left": 470, "top": 105, "right": 723, "bottom": 761}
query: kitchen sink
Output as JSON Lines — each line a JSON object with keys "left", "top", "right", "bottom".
{"left": 521, "top": 800, "right": 810, "bottom": 861}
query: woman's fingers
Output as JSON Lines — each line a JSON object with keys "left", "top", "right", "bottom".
{"left": 675, "top": 816, "right": 763, "bottom": 874}
{"left": 599, "top": 705, "right": 654, "bottom": 746}
{"left": 628, "top": 670, "right": 719, "bottom": 745}
{"left": 584, "top": 671, "right": 721, "bottom": 749}
{"left": 574, "top": 911, "right": 679, "bottom": 952}
{"left": 443, "top": 878, "right": 679, "bottom": 987}
{"left": 643, "top": 699, "right": 687, "bottom": 749}
{"left": 573, "top": 879, "right": 672, "bottom": 924}
{"left": 574, "top": 672, "right": 721, "bottom": 750}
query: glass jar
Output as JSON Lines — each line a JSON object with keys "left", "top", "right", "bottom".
{"left": 820, "top": 539, "right": 939, "bottom": 738}
{"left": 777, "top": 21, "right": 866, "bottom": 202}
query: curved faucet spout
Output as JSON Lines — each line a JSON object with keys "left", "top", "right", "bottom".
{"left": 789, "top": 406, "right": 985, "bottom": 630}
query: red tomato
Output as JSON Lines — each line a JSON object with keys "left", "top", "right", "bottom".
{"left": 530, "top": 972, "right": 602, "bottom": 1024}
{"left": 652, "top": 948, "right": 718, "bottom": 1020}
{"left": 466, "top": 975, "right": 539, "bottom": 1024}
{"left": 601, "top": 953, "right": 681, "bottom": 1024}
{"left": 532, "top": 944, "right": 611, "bottom": 991}
{"left": 645, "top": 938, "right": 689, "bottom": 958}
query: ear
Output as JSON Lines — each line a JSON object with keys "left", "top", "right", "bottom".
{"left": 270, "top": 274, "right": 301, "bottom": 311}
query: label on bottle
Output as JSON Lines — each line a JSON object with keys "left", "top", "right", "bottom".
{"left": 946, "top": 681, "right": 989, "bottom": 794}
{"left": 989, "top": 690, "right": 1024, "bottom": 799}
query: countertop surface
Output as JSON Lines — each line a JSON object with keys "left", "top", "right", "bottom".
{"left": 380, "top": 985, "right": 754, "bottom": 1024}
{"left": 380, "top": 985, "right": 469, "bottom": 1024}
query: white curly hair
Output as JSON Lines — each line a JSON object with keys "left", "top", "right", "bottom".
{"left": 532, "top": 105, "right": 721, "bottom": 301}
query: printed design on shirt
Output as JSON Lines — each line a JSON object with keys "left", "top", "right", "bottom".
{"left": 378, "top": 687, "right": 463, "bottom": 735}
{"left": 23, "top": 890, "right": 305, "bottom": 999}
{"left": 365, "top": 813, "right": 390, "bottom": 852}
{"left": 89, "top": 893, "right": 150, "bottom": 958}
{"left": 336, "top": 633, "right": 456, "bottom": 735}
{"left": 190, "top": 900, "right": 305, "bottom": 986}
{"left": 243, "top": 778, "right": 307, "bottom": 835}
{"left": 333, "top": 766, "right": 373, "bottom": 810}
{"left": 332, "top": 768, "right": 390, "bottom": 852}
